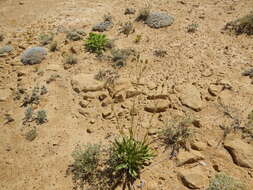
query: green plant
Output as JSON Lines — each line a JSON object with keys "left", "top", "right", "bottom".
{"left": 109, "top": 136, "right": 154, "bottom": 182}
{"left": 160, "top": 118, "right": 193, "bottom": 158}
{"left": 35, "top": 110, "right": 47, "bottom": 124}
{"left": 187, "top": 23, "right": 198, "bottom": 33}
{"left": 70, "top": 144, "right": 101, "bottom": 186}
{"left": 24, "top": 106, "right": 33, "bottom": 123}
{"left": 207, "top": 173, "right": 246, "bottom": 190}
{"left": 134, "top": 34, "right": 142, "bottom": 44}
{"left": 21, "top": 87, "right": 40, "bottom": 107}
{"left": 85, "top": 33, "right": 109, "bottom": 55}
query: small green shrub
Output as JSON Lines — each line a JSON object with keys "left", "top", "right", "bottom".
{"left": 21, "top": 87, "right": 40, "bottom": 107}
{"left": 207, "top": 173, "right": 246, "bottom": 190}
{"left": 134, "top": 34, "right": 142, "bottom": 44}
{"left": 85, "top": 33, "right": 109, "bottom": 54}
{"left": 70, "top": 144, "right": 101, "bottom": 185}
{"left": 160, "top": 118, "right": 193, "bottom": 158}
{"left": 109, "top": 136, "right": 154, "bottom": 180}
{"left": 24, "top": 106, "right": 33, "bottom": 122}
{"left": 187, "top": 23, "right": 198, "bottom": 33}
{"left": 36, "top": 110, "right": 47, "bottom": 124}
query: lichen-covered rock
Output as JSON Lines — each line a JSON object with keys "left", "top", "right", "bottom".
{"left": 66, "top": 30, "right": 86, "bottom": 41}
{"left": 21, "top": 47, "right": 47, "bottom": 65}
{"left": 0, "top": 45, "right": 13, "bottom": 55}
{"left": 92, "top": 21, "right": 113, "bottom": 32}
{"left": 145, "top": 12, "right": 174, "bottom": 28}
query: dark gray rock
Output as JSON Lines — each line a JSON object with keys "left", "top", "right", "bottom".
{"left": 92, "top": 21, "right": 113, "bottom": 32}
{"left": 21, "top": 47, "right": 47, "bottom": 65}
{"left": 66, "top": 29, "right": 86, "bottom": 41}
{"left": 0, "top": 45, "right": 13, "bottom": 54}
{"left": 145, "top": 12, "right": 174, "bottom": 28}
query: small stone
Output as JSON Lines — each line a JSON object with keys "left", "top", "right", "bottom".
{"left": 66, "top": 30, "right": 85, "bottom": 41}
{"left": 78, "top": 109, "right": 89, "bottom": 117}
{"left": 144, "top": 100, "right": 170, "bottom": 113}
{"left": 148, "top": 129, "right": 157, "bottom": 136}
{"left": 79, "top": 100, "right": 89, "bottom": 108}
{"left": 0, "top": 45, "right": 13, "bottom": 54}
{"left": 71, "top": 74, "right": 105, "bottom": 93}
{"left": 86, "top": 128, "right": 93, "bottom": 133}
{"left": 89, "top": 119, "right": 95, "bottom": 124}
{"left": 92, "top": 21, "right": 113, "bottom": 32}
{"left": 21, "top": 47, "right": 47, "bottom": 65}
{"left": 124, "top": 8, "right": 136, "bottom": 15}
{"left": 176, "top": 150, "right": 204, "bottom": 166}
{"left": 0, "top": 88, "right": 11, "bottom": 102}
{"left": 102, "top": 107, "right": 112, "bottom": 119}
{"left": 191, "top": 141, "right": 207, "bottom": 151}
{"left": 208, "top": 84, "right": 223, "bottom": 96}
{"left": 145, "top": 12, "right": 174, "bottom": 28}
{"left": 176, "top": 84, "right": 203, "bottom": 111}
{"left": 147, "top": 81, "right": 157, "bottom": 90}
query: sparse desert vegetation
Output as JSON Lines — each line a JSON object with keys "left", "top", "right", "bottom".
{"left": 1, "top": 0, "right": 253, "bottom": 189}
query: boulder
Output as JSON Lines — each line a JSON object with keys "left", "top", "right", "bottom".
{"left": 145, "top": 12, "right": 174, "bottom": 28}
{"left": 21, "top": 47, "right": 47, "bottom": 65}
{"left": 176, "top": 150, "right": 204, "bottom": 166}
{"left": 176, "top": 84, "right": 203, "bottom": 111}
{"left": 71, "top": 74, "right": 105, "bottom": 93}
{"left": 224, "top": 137, "right": 253, "bottom": 168}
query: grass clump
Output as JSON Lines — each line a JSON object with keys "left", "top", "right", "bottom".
{"left": 69, "top": 144, "right": 101, "bottom": 187}
{"left": 225, "top": 12, "right": 253, "bottom": 35}
{"left": 160, "top": 118, "right": 193, "bottom": 158}
{"left": 109, "top": 136, "right": 154, "bottom": 184}
{"left": 85, "top": 33, "right": 109, "bottom": 55}
{"left": 207, "top": 173, "right": 246, "bottom": 190}
{"left": 35, "top": 110, "right": 47, "bottom": 124}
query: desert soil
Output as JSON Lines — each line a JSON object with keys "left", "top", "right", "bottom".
{"left": 0, "top": 0, "right": 253, "bottom": 189}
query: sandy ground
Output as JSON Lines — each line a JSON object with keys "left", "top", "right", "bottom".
{"left": 0, "top": 0, "right": 253, "bottom": 189}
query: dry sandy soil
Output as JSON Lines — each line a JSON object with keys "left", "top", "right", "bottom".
{"left": 1, "top": 0, "right": 253, "bottom": 189}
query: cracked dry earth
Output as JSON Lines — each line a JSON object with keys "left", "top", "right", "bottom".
{"left": 0, "top": 0, "right": 253, "bottom": 190}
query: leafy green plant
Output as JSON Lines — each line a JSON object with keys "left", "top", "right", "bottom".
{"left": 109, "top": 136, "right": 154, "bottom": 182}
{"left": 70, "top": 144, "right": 101, "bottom": 187}
{"left": 160, "top": 118, "right": 193, "bottom": 158}
{"left": 207, "top": 173, "right": 246, "bottom": 190}
{"left": 35, "top": 110, "right": 47, "bottom": 124}
{"left": 85, "top": 33, "right": 109, "bottom": 54}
